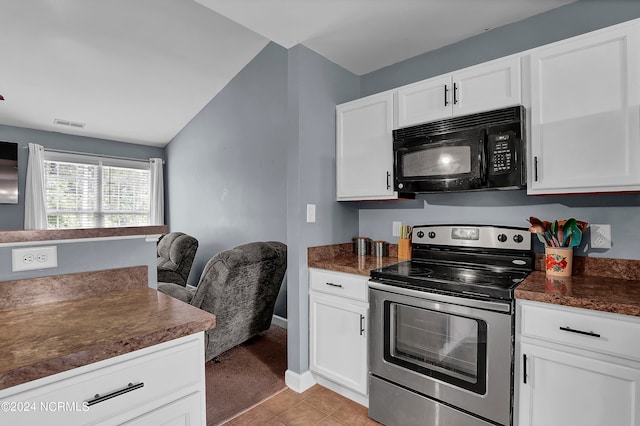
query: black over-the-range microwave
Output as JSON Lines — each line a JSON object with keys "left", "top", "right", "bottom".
{"left": 393, "top": 105, "right": 526, "bottom": 194}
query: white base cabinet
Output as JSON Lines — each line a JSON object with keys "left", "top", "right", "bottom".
{"left": 0, "top": 333, "right": 207, "bottom": 426}
{"left": 309, "top": 268, "right": 369, "bottom": 398}
{"left": 527, "top": 20, "right": 640, "bottom": 194}
{"left": 516, "top": 301, "right": 640, "bottom": 426}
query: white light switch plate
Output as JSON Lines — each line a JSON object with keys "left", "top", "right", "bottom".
{"left": 306, "top": 204, "right": 316, "bottom": 223}
{"left": 12, "top": 246, "right": 58, "bottom": 271}
{"left": 392, "top": 221, "right": 402, "bottom": 237}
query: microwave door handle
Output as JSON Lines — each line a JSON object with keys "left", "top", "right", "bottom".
{"left": 480, "top": 130, "right": 488, "bottom": 185}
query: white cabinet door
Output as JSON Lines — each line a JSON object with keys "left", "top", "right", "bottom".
{"left": 336, "top": 91, "right": 396, "bottom": 201}
{"left": 518, "top": 342, "right": 640, "bottom": 426}
{"left": 122, "top": 393, "right": 202, "bottom": 426}
{"left": 528, "top": 24, "right": 640, "bottom": 194}
{"left": 395, "top": 75, "right": 452, "bottom": 127}
{"left": 310, "top": 293, "right": 368, "bottom": 395}
{"left": 395, "top": 56, "right": 521, "bottom": 128}
{"left": 452, "top": 56, "right": 521, "bottom": 117}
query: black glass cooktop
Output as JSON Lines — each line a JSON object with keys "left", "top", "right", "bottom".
{"left": 370, "top": 259, "right": 531, "bottom": 300}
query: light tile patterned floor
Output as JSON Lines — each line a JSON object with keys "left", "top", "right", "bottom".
{"left": 224, "top": 385, "right": 382, "bottom": 426}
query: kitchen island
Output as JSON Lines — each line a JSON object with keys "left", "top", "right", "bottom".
{"left": 0, "top": 269, "right": 215, "bottom": 425}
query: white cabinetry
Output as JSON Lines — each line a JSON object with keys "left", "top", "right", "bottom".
{"left": 309, "top": 268, "right": 369, "bottom": 402}
{"left": 0, "top": 333, "right": 206, "bottom": 426}
{"left": 395, "top": 56, "right": 521, "bottom": 128}
{"left": 527, "top": 22, "right": 640, "bottom": 194}
{"left": 336, "top": 91, "right": 397, "bottom": 201}
{"left": 516, "top": 301, "right": 640, "bottom": 426}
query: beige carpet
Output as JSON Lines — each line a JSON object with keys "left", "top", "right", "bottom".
{"left": 205, "top": 324, "right": 288, "bottom": 426}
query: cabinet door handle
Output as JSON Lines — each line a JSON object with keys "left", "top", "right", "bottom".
{"left": 523, "top": 354, "right": 528, "bottom": 384}
{"left": 453, "top": 82, "right": 458, "bottom": 104}
{"left": 559, "top": 326, "right": 601, "bottom": 338}
{"left": 534, "top": 156, "right": 539, "bottom": 182}
{"left": 444, "top": 84, "right": 449, "bottom": 106}
{"left": 86, "top": 382, "right": 144, "bottom": 407}
{"left": 386, "top": 171, "right": 391, "bottom": 190}
{"left": 360, "top": 314, "right": 365, "bottom": 336}
{"left": 325, "top": 282, "right": 343, "bottom": 288}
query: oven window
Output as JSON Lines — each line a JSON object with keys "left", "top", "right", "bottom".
{"left": 385, "top": 302, "right": 487, "bottom": 394}
{"left": 402, "top": 145, "right": 471, "bottom": 177}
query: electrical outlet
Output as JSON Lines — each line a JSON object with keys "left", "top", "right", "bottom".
{"left": 392, "top": 221, "right": 402, "bottom": 237}
{"left": 590, "top": 224, "right": 612, "bottom": 249}
{"left": 12, "top": 246, "right": 58, "bottom": 272}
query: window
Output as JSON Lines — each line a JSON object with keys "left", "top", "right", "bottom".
{"left": 44, "top": 152, "right": 151, "bottom": 229}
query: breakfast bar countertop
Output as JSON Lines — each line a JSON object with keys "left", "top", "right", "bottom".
{"left": 0, "top": 287, "right": 216, "bottom": 391}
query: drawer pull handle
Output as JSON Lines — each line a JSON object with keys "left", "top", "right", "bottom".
{"left": 360, "top": 314, "right": 365, "bottom": 336}
{"left": 559, "top": 326, "right": 601, "bottom": 338}
{"left": 86, "top": 382, "right": 144, "bottom": 407}
{"left": 326, "top": 282, "right": 343, "bottom": 288}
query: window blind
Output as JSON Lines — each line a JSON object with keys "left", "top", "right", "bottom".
{"left": 44, "top": 152, "right": 151, "bottom": 229}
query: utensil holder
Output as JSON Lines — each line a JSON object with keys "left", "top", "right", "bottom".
{"left": 398, "top": 238, "right": 412, "bottom": 260}
{"left": 545, "top": 247, "right": 573, "bottom": 277}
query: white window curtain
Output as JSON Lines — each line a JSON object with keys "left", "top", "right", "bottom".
{"left": 24, "top": 143, "right": 48, "bottom": 229}
{"left": 149, "top": 158, "right": 164, "bottom": 225}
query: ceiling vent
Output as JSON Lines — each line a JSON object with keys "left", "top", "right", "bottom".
{"left": 54, "top": 118, "right": 86, "bottom": 129}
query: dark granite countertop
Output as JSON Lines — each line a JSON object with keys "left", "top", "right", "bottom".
{"left": 515, "top": 271, "right": 640, "bottom": 317}
{"left": 308, "top": 244, "right": 640, "bottom": 317}
{"left": 308, "top": 242, "right": 402, "bottom": 276}
{"left": 0, "top": 287, "right": 215, "bottom": 390}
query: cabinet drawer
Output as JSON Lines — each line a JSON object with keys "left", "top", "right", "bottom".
{"left": 2, "top": 335, "right": 203, "bottom": 425}
{"left": 519, "top": 301, "right": 640, "bottom": 361}
{"left": 310, "top": 268, "right": 368, "bottom": 302}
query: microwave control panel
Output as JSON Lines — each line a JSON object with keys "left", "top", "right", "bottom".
{"left": 488, "top": 132, "right": 515, "bottom": 175}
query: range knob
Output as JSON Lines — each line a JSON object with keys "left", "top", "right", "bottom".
{"left": 497, "top": 233, "right": 508, "bottom": 243}
{"left": 513, "top": 234, "right": 524, "bottom": 243}
{"left": 428, "top": 231, "right": 436, "bottom": 239}
{"left": 416, "top": 231, "right": 424, "bottom": 238}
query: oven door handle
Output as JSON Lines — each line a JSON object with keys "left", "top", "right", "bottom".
{"left": 368, "top": 280, "right": 512, "bottom": 313}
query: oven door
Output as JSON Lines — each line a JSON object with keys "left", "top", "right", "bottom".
{"left": 369, "top": 281, "right": 513, "bottom": 426}
{"left": 394, "top": 128, "right": 485, "bottom": 193}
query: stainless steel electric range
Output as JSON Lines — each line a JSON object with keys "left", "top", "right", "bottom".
{"left": 368, "top": 224, "right": 534, "bottom": 426}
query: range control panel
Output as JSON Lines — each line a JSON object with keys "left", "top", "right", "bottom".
{"left": 412, "top": 225, "right": 531, "bottom": 251}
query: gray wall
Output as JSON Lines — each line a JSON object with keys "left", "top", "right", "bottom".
{"left": 165, "top": 43, "right": 289, "bottom": 314}
{"left": 286, "top": 45, "right": 360, "bottom": 374}
{"left": 0, "top": 237, "right": 158, "bottom": 285}
{"left": 358, "top": 0, "right": 640, "bottom": 260}
{"left": 0, "top": 124, "right": 165, "bottom": 230}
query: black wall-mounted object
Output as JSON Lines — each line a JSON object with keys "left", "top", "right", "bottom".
{"left": 0, "top": 141, "right": 19, "bottom": 204}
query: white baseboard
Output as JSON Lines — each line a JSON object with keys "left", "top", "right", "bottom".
{"left": 285, "top": 370, "right": 316, "bottom": 393}
{"left": 272, "top": 315, "right": 287, "bottom": 329}
{"left": 313, "top": 375, "right": 369, "bottom": 407}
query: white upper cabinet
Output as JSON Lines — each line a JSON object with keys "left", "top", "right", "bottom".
{"left": 395, "top": 56, "right": 522, "bottom": 128}
{"left": 336, "top": 91, "right": 397, "bottom": 201}
{"left": 527, "top": 22, "right": 640, "bottom": 194}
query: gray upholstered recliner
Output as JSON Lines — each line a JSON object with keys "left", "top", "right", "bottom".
{"left": 158, "top": 241, "right": 287, "bottom": 362}
{"left": 156, "top": 232, "right": 199, "bottom": 287}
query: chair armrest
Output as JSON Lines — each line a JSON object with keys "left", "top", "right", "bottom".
{"left": 158, "top": 282, "right": 195, "bottom": 304}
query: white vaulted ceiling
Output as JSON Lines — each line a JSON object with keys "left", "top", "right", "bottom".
{"left": 0, "top": 0, "right": 576, "bottom": 147}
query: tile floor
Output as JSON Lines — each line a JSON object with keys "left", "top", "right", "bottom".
{"left": 223, "top": 385, "right": 382, "bottom": 426}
